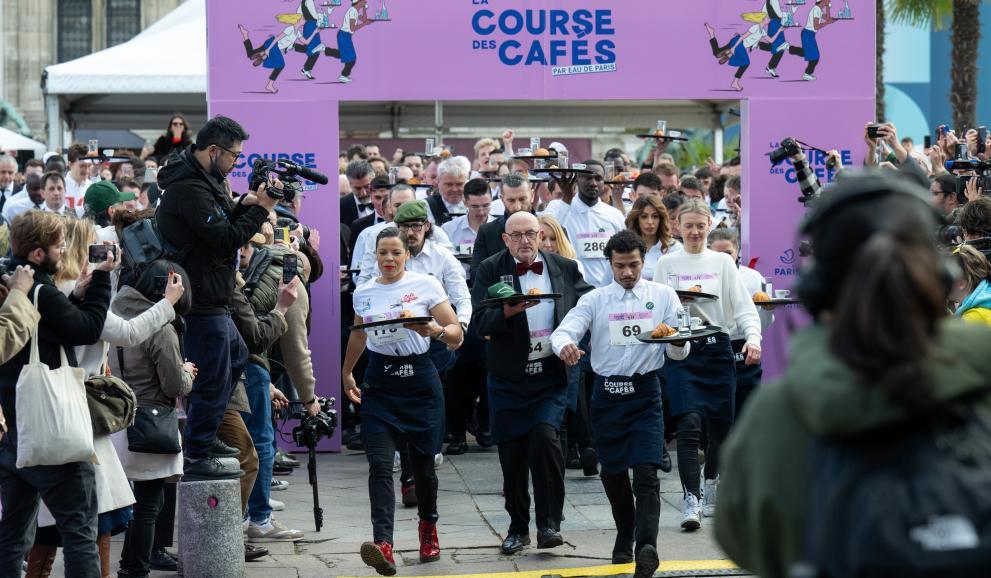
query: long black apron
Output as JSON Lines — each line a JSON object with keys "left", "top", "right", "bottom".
{"left": 731, "top": 338, "right": 763, "bottom": 417}
{"left": 663, "top": 332, "right": 737, "bottom": 421}
{"left": 361, "top": 352, "right": 445, "bottom": 456}
{"left": 487, "top": 360, "right": 567, "bottom": 445}
{"left": 589, "top": 371, "right": 663, "bottom": 475}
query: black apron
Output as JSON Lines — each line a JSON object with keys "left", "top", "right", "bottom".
{"left": 732, "top": 338, "right": 763, "bottom": 416}
{"left": 663, "top": 331, "right": 736, "bottom": 421}
{"left": 361, "top": 352, "right": 444, "bottom": 456}
{"left": 428, "top": 339, "right": 456, "bottom": 375}
{"left": 487, "top": 359, "right": 567, "bottom": 445}
{"left": 590, "top": 371, "right": 664, "bottom": 475}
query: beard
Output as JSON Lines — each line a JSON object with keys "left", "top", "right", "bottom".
{"left": 40, "top": 253, "right": 59, "bottom": 275}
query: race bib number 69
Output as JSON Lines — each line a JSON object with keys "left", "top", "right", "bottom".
{"left": 608, "top": 311, "right": 652, "bottom": 346}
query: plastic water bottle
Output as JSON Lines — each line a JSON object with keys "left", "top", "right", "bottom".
{"left": 677, "top": 307, "right": 692, "bottom": 337}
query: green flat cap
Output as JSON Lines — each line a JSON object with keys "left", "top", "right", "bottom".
{"left": 394, "top": 200, "right": 429, "bottom": 224}
{"left": 487, "top": 282, "right": 516, "bottom": 299}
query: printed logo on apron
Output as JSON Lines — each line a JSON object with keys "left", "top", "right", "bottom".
{"left": 603, "top": 379, "right": 635, "bottom": 396}
{"left": 608, "top": 311, "right": 652, "bottom": 346}
{"left": 525, "top": 361, "right": 544, "bottom": 376}
{"left": 528, "top": 329, "right": 553, "bottom": 360}
{"left": 577, "top": 231, "right": 610, "bottom": 259}
{"left": 733, "top": 352, "right": 745, "bottom": 363}
{"left": 707, "top": 336, "right": 717, "bottom": 345}
{"left": 391, "top": 363, "right": 415, "bottom": 378}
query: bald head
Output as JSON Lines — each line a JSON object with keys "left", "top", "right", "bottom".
{"left": 502, "top": 211, "right": 542, "bottom": 264}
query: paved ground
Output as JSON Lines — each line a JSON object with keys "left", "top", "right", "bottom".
{"left": 54, "top": 441, "right": 747, "bottom": 577}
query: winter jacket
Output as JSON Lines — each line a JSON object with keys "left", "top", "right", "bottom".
{"left": 151, "top": 134, "right": 192, "bottom": 165}
{"left": 228, "top": 273, "right": 288, "bottom": 413}
{"left": 156, "top": 146, "right": 269, "bottom": 315}
{"left": 955, "top": 279, "right": 991, "bottom": 327}
{"left": 0, "top": 287, "right": 40, "bottom": 365}
{"left": 714, "top": 319, "right": 991, "bottom": 578}
{"left": 108, "top": 286, "right": 193, "bottom": 408}
{"left": 0, "top": 258, "right": 110, "bottom": 444}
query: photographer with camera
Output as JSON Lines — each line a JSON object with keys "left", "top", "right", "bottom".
{"left": 156, "top": 116, "right": 277, "bottom": 480}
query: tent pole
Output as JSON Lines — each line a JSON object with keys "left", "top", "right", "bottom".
{"left": 714, "top": 125, "right": 725, "bottom": 165}
{"left": 45, "top": 94, "right": 62, "bottom": 152}
{"left": 434, "top": 100, "right": 443, "bottom": 146}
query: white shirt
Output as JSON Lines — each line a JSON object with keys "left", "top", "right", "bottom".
{"left": 489, "top": 198, "right": 506, "bottom": 217}
{"left": 655, "top": 248, "right": 762, "bottom": 346}
{"left": 561, "top": 199, "right": 627, "bottom": 288}
{"left": 342, "top": 6, "right": 360, "bottom": 33}
{"left": 517, "top": 254, "right": 555, "bottom": 360}
{"left": 734, "top": 265, "right": 774, "bottom": 340}
{"left": 806, "top": 5, "right": 823, "bottom": 30}
{"left": 541, "top": 198, "right": 569, "bottom": 222}
{"left": 764, "top": 0, "right": 783, "bottom": 19}
{"left": 63, "top": 174, "right": 90, "bottom": 214}
{"left": 353, "top": 271, "right": 448, "bottom": 357}
{"left": 277, "top": 25, "right": 302, "bottom": 52}
{"left": 642, "top": 240, "right": 682, "bottom": 282}
{"left": 742, "top": 24, "right": 766, "bottom": 49}
{"left": 551, "top": 278, "right": 690, "bottom": 377}
{"left": 360, "top": 239, "right": 472, "bottom": 326}
{"left": 355, "top": 223, "right": 453, "bottom": 285}
{"left": 441, "top": 214, "right": 495, "bottom": 254}
{"left": 2, "top": 190, "right": 38, "bottom": 223}
{"left": 41, "top": 203, "right": 80, "bottom": 217}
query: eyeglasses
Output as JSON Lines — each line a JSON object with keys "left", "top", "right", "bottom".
{"left": 214, "top": 144, "right": 241, "bottom": 159}
{"left": 397, "top": 222, "right": 425, "bottom": 232}
{"left": 507, "top": 230, "right": 539, "bottom": 242}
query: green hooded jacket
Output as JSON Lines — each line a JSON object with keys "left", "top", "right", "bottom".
{"left": 714, "top": 318, "right": 991, "bottom": 578}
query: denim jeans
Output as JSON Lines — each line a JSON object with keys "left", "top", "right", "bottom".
{"left": 0, "top": 443, "right": 99, "bottom": 577}
{"left": 183, "top": 314, "right": 249, "bottom": 460}
{"left": 241, "top": 362, "right": 274, "bottom": 523}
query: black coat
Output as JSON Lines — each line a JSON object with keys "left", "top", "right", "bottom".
{"left": 469, "top": 215, "right": 507, "bottom": 281}
{"left": 0, "top": 260, "right": 111, "bottom": 440}
{"left": 156, "top": 146, "right": 270, "bottom": 315}
{"left": 470, "top": 250, "right": 592, "bottom": 382}
{"left": 347, "top": 212, "right": 383, "bottom": 256}
{"left": 340, "top": 194, "right": 363, "bottom": 228}
{"left": 152, "top": 134, "right": 193, "bottom": 164}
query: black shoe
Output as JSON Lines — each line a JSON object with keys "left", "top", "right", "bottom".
{"left": 183, "top": 457, "right": 245, "bottom": 480}
{"left": 500, "top": 533, "right": 530, "bottom": 555}
{"left": 149, "top": 547, "right": 178, "bottom": 571}
{"left": 273, "top": 464, "right": 294, "bottom": 475}
{"left": 347, "top": 437, "right": 365, "bottom": 451}
{"left": 566, "top": 446, "right": 581, "bottom": 469}
{"left": 475, "top": 431, "right": 493, "bottom": 448}
{"left": 117, "top": 570, "right": 131, "bottom": 578}
{"left": 581, "top": 447, "right": 599, "bottom": 476}
{"left": 660, "top": 445, "right": 672, "bottom": 474}
{"left": 207, "top": 438, "right": 240, "bottom": 458}
{"left": 612, "top": 535, "right": 634, "bottom": 564}
{"left": 444, "top": 438, "right": 468, "bottom": 455}
{"left": 537, "top": 528, "right": 564, "bottom": 549}
{"left": 633, "top": 544, "right": 660, "bottom": 578}
{"left": 245, "top": 543, "right": 269, "bottom": 562}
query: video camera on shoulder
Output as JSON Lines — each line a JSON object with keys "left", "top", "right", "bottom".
{"left": 249, "top": 159, "right": 329, "bottom": 203}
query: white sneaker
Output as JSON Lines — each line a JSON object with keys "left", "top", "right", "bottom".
{"left": 776, "top": 41, "right": 791, "bottom": 53}
{"left": 301, "top": 68, "right": 314, "bottom": 80}
{"left": 766, "top": 66, "right": 778, "bottom": 78}
{"left": 246, "top": 517, "right": 304, "bottom": 542}
{"left": 269, "top": 498, "right": 285, "bottom": 511}
{"left": 271, "top": 479, "right": 289, "bottom": 491}
{"left": 803, "top": 73, "right": 817, "bottom": 81}
{"left": 434, "top": 453, "right": 444, "bottom": 468}
{"left": 702, "top": 477, "right": 719, "bottom": 517}
{"left": 393, "top": 451, "right": 401, "bottom": 472}
{"left": 242, "top": 518, "right": 250, "bottom": 535}
{"left": 681, "top": 494, "right": 702, "bottom": 531}
{"left": 338, "top": 75, "right": 353, "bottom": 84}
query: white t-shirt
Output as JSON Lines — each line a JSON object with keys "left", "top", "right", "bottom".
{"left": 806, "top": 5, "right": 823, "bottom": 30}
{"left": 277, "top": 25, "right": 301, "bottom": 52}
{"left": 342, "top": 6, "right": 360, "bottom": 33}
{"left": 743, "top": 24, "right": 766, "bottom": 49}
{"left": 655, "top": 248, "right": 762, "bottom": 346}
{"left": 734, "top": 265, "right": 774, "bottom": 340}
{"left": 353, "top": 271, "right": 448, "bottom": 357}
{"left": 63, "top": 174, "right": 89, "bottom": 215}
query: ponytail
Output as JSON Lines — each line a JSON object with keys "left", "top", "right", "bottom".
{"left": 828, "top": 233, "right": 945, "bottom": 411}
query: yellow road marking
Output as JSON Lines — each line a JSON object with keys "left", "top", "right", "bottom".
{"left": 339, "top": 558, "right": 739, "bottom": 578}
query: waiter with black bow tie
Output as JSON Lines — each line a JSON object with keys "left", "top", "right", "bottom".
{"left": 470, "top": 211, "right": 592, "bottom": 556}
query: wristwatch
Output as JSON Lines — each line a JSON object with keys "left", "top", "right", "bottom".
{"left": 436, "top": 327, "right": 447, "bottom": 342}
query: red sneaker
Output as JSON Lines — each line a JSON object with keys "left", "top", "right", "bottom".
{"left": 360, "top": 541, "right": 397, "bottom": 576}
{"left": 418, "top": 520, "right": 440, "bottom": 563}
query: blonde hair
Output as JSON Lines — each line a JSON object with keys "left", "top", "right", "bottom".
{"left": 276, "top": 13, "right": 302, "bottom": 25}
{"left": 538, "top": 215, "right": 576, "bottom": 260}
{"left": 742, "top": 11, "right": 765, "bottom": 23}
{"left": 55, "top": 217, "right": 97, "bottom": 285}
{"left": 474, "top": 138, "right": 499, "bottom": 154}
{"left": 954, "top": 244, "right": 990, "bottom": 291}
{"left": 677, "top": 198, "right": 713, "bottom": 222}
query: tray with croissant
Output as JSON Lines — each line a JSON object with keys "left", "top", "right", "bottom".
{"left": 636, "top": 322, "right": 723, "bottom": 344}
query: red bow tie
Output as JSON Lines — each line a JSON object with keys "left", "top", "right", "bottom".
{"left": 516, "top": 261, "right": 544, "bottom": 276}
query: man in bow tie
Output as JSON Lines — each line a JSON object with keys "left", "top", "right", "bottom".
{"left": 339, "top": 159, "right": 375, "bottom": 227}
{"left": 470, "top": 212, "right": 592, "bottom": 556}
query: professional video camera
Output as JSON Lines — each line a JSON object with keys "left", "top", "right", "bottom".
{"left": 945, "top": 157, "right": 991, "bottom": 203}
{"left": 769, "top": 137, "right": 838, "bottom": 209}
{"left": 288, "top": 396, "right": 337, "bottom": 532}
{"left": 249, "top": 159, "right": 330, "bottom": 202}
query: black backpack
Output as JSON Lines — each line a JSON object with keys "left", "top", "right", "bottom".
{"left": 798, "top": 396, "right": 991, "bottom": 578}
{"left": 118, "top": 217, "right": 182, "bottom": 289}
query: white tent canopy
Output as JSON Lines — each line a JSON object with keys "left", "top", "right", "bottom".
{"left": 0, "top": 127, "right": 46, "bottom": 157}
{"left": 43, "top": 0, "right": 207, "bottom": 145}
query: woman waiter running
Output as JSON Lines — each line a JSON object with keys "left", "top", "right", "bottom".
{"left": 342, "top": 228, "right": 464, "bottom": 576}
{"left": 654, "top": 199, "right": 761, "bottom": 531}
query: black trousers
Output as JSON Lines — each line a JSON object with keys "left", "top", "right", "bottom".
{"left": 120, "top": 478, "right": 167, "bottom": 577}
{"left": 364, "top": 431, "right": 438, "bottom": 543}
{"left": 497, "top": 423, "right": 565, "bottom": 535}
{"left": 445, "top": 348, "right": 488, "bottom": 440}
{"left": 153, "top": 482, "right": 176, "bottom": 549}
{"left": 675, "top": 412, "right": 731, "bottom": 498}
{"left": 600, "top": 464, "right": 661, "bottom": 559}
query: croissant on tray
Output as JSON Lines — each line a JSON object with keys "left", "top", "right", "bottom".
{"left": 527, "top": 288, "right": 542, "bottom": 296}
{"left": 651, "top": 323, "right": 678, "bottom": 339}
